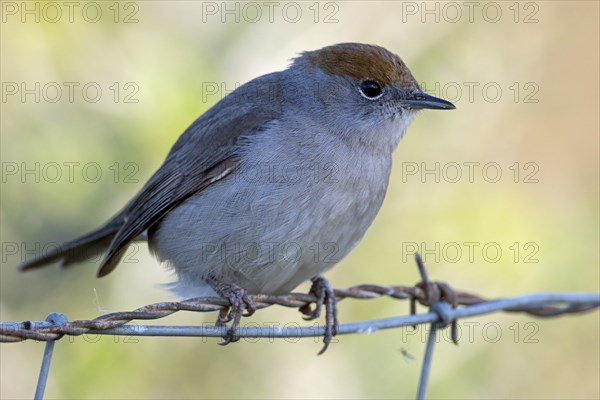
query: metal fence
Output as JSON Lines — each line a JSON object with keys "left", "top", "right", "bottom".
{"left": 2, "top": 255, "right": 599, "bottom": 400}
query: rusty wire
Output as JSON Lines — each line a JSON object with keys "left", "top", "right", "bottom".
{"left": 2, "top": 256, "right": 599, "bottom": 400}
{"left": 1, "top": 281, "right": 598, "bottom": 343}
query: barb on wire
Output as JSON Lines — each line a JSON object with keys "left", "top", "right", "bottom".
{"left": 1, "top": 260, "right": 598, "bottom": 343}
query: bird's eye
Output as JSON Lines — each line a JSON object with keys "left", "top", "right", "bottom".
{"left": 359, "top": 80, "right": 383, "bottom": 100}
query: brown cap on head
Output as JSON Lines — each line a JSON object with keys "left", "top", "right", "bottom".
{"left": 300, "top": 43, "right": 420, "bottom": 90}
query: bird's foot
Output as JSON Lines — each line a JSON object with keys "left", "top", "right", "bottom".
{"left": 212, "top": 282, "right": 256, "bottom": 345}
{"left": 299, "top": 275, "right": 339, "bottom": 354}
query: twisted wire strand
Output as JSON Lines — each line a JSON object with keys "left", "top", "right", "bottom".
{"left": 1, "top": 283, "right": 598, "bottom": 343}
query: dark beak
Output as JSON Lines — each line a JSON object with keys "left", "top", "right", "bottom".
{"left": 403, "top": 91, "right": 456, "bottom": 110}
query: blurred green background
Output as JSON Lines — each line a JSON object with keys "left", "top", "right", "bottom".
{"left": 1, "top": 1, "right": 598, "bottom": 399}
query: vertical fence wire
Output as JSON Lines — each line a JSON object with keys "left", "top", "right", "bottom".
{"left": 33, "top": 313, "right": 67, "bottom": 400}
{"left": 416, "top": 323, "right": 438, "bottom": 400}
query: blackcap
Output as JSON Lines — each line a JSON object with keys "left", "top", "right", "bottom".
{"left": 19, "top": 42, "right": 454, "bottom": 316}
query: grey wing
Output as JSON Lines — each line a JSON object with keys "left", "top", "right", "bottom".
{"left": 96, "top": 73, "right": 283, "bottom": 276}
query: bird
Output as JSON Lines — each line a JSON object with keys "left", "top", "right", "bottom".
{"left": 18, "top": 43, "right": 455, "bottom": 351}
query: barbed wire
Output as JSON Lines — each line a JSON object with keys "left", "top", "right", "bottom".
{"left": 3, "top": 291, "right": 596, "bottom": 341}
{"left": 2, "top": 284, "right": 598, "bottom": 343}
{"left": 2, "top": 255, "right": 599, "bottom": 400}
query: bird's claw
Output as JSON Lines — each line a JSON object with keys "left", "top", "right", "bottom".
{"left": 213, "top": 283, "right": 256, "bottom": 345}
{"left": 299, "top": 276, "right": 339, "bottom": 354}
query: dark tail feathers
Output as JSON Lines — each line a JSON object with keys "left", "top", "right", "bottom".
{"left": 18, "top": 224, "right": 119, "bottom": 273}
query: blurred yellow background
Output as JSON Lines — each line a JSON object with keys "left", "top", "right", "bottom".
{"left": 1, "top": 1, "right": 598, "bottom": 399}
